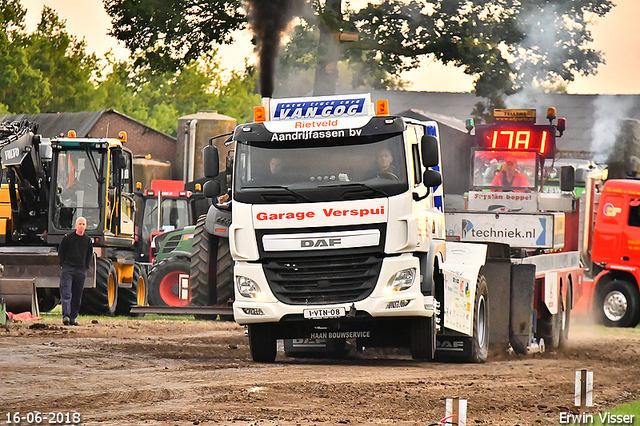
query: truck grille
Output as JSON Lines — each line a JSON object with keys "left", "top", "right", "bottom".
{"left": 262, "top": 254, "right": 382, "bottom": 305}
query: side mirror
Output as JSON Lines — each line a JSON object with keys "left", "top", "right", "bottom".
{"left": 203, "top": 145, "right": 219, "bottom": 178}
{"left": 423, "top": 169, "right": 442, "bottom": 187}
{"left": 203, "top": 180, "right": 221, "bottom": 199}
{"left": 560, "top": 165, "right": 575, "bottom": 192}
{"left": 112, "top": 148, "right": 126, "bottom": 169}
{"left": 421, "top": 135, "right": 439, "bottom": 167}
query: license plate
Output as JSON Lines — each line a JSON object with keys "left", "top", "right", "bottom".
{"left": 303, "top": 307, "right": 346, "bottom": 319}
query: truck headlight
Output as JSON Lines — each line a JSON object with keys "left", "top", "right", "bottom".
{"left": 384, "top": 268, "right": 416, "bottom": 294}
{"left": 236, "top": 276, "right": 265, "bottom": 299}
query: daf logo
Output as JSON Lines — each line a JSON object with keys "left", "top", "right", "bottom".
{"left": 301, "top": 238, "right": 341, "bottom": 248}
{"left": 437, "top": 340, "right": 464, "bottom": 350}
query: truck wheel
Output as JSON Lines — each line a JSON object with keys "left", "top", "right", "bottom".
{"left": 116, "top": 263, "right": 147, "bottom": 316}
{"left": 148, "top": 257, "right": 191, "bottom": 306}
{"left": 538, "top": 291, "right": 564, "bottom": 350}
{"left": 410, "top": 315, "right": 436, "bottom": 361}
{"left": 559, "top": 286, "right": 572, "bottom": 348}
{"left": 81, "top": 258, "right": 118, "bottom": 316}
{"left": 37, "top": 288, "right": 59, "bottom": 312}
{"left": 595, "top": 280, "right": 640, "bottom": 327}
{"left": 248, "top": 323, "right": 277, "bottom": 363}
{"left": 467, "top": 275, "right": 489, "bottom": 363}
{"left": 190, "top": 215, "right": 234, "bottom": 320}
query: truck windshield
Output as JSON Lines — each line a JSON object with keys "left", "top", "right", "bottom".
{"left": 472, "top": 149, "right": 538, "bottom": 191}
{"left": 141, "top": 197, "right": 190, "bottom": 244}
{"left": 234, "top": 134, "right": 408, "bottom": 204}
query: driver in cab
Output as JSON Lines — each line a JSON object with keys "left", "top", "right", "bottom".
{"left": 366, "top": 148, "right": 399, "bottom": 180}
{"left": 492, "top": 158, "right": 529, "bottom": 188}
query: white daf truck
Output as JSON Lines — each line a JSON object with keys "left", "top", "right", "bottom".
{"left": 200, "top": 93, "right": 539, "bottom": 362}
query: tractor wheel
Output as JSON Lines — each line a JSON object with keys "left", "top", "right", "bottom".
{"left": 36, "top": 288, "right": 60, "bottom": 312}
{"left": 148, "top": 257, "right": 191, "bottom": 307}
{"left": 595, "top": 280, "right": 640, "bottom": 327}
{"left": 116, "top": 263, "right": 147, "bottom": 316}
{"left": 81, "top": 258, "right": 118, "bottom": 316}
{"left": 190, "top": 215, "right": 234, "bottom": 320}
{"left": 248, "top": 323, "right": 277, "bottom": 363}
{"left": 466, "top": 275, "right": 489, "bottom": 363}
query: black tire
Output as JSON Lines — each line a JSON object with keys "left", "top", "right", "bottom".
{"left": 248, "top": 323, "right": 277, "bottom": 363}
{"left": 595, "top": 279, "right": 640, "bottom": 327}
{"left": 559, "top": 285, "right": 572, "bottom": 348}
{"left": 410, "top": 315, "right": 436, "bottom": 361}
{"left": 148, "top": 257, "right": 191, "bottom": 307}
{"left": 116, "top": 263, "right": 147, "bottom": 316}
{"left": 81, "top": 258, "right": 118, "bottom": 316}
{"left": 190, "top": 215, "right": 234, "bottom": 320}
{"left": 465, "top": 275, "right": 489, "bottom": 363}
{"left": 36, "top": 288, "right": 59, "bottom": 312}
{"left": 537, "top": 290, "right": 563, "bottom": 350}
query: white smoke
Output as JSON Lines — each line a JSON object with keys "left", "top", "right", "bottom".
{"left": 590, "top": 96, "right": 635, "bottom": 163}
{"left": 505, "top": 4, "right": 569, "bottom": 110}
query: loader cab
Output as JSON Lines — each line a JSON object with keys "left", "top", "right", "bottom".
{"left": 46, "top": 136, "right": 135, "bottom": 246}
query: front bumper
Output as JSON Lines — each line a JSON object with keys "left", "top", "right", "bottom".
{"left": 233, "top": 253, "right": 435, "bottom": 324}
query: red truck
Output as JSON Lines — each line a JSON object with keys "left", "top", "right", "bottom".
{"left": 576, "top": 177, "right": 640, "bottom": 327}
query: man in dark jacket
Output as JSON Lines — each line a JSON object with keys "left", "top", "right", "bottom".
{"left": 58, "top": 216, "right": 93, "bottom": 326}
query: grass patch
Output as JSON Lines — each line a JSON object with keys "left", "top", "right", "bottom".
{"left": 41, "top": 305, "right": 198, "bottom": 322}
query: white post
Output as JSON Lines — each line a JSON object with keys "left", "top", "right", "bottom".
{"left": 445, "top": 398, "right": 467, "bottom": 426}
{"left": 575, "top": 369, "right": 593, "bottom": 426}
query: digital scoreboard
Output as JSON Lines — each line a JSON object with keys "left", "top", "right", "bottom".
{"left": 474, "top": 123, "right": 557, "bottom": 159}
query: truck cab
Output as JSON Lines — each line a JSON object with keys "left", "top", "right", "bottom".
{"left": 204, "top": 94, "right": 453, "bottom": 362}
{"left": 586, "top": 179, "right": 640, "bottom": 327}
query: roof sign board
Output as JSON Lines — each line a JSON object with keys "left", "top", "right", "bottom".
{"left": 494, "top": 109, "right": 537, "bottom": 122}
{"left": 270, "top": 94, "right": 372, "bottom": 121}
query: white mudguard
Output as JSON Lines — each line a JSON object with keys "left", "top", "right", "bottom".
{"left": 440, "top": 242, "right": 488, "bottom": 336}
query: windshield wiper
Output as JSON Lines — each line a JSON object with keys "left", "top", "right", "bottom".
{"left": 318, "top": 182, "right": 389, "bottom": 198}
{"left": 243, "top": 185, "right": 311, "bottom": 202}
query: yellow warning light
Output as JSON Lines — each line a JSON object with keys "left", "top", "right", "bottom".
{"left": 145, "top": 154, "right": 152, "bottom": 160}
{"left": 195, "top": 183, "right": 202, "bottom": 191}
{"left": 546, "top": 107, "right": 557, "bottom": 121}
{"left": 376, "top": 100, "right": 389, "bottom": 116}
{"left": 67, "top": 130, "right": 77, "bottom": 138}
{"left": 118, "top": 131, "right": 128, "bottom": 143}
{"left": 254, "top": 106, "right": 267, "bottom": 123}
{"left": 136, "top": 181, "right": 142, "bottom": 190}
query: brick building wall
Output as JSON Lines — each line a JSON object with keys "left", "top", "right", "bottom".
{"left": 91, "top": 111, "right": 176, "bottom": 167}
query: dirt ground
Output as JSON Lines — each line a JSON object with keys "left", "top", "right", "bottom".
{"left": 1, "top": 314, "right": 639, "bottom": 426}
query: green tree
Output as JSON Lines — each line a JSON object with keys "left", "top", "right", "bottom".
{"left": 104, "top": 0, "right": 245, "bottom": 72}
{"left": 96, "top": 56, "right": 259, "bottom": 136}
{"left": 24, "top": 6, "right": 102, "bottom": 112}
{"left": 215, "top": 64, "right": 261, "bottom": 124}
{"left": 105, "top": 0, "right": 613, "bottom": 116}
{"left": 0, "top": 0, "right": 48, "bottom": 113}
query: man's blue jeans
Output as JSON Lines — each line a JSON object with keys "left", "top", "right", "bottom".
{"left": 60, "top": 265, "right": 87, "bottom": 321}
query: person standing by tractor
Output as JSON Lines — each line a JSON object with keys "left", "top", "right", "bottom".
{"left": 58, "top": 216, "right": 93, "bottom": 326}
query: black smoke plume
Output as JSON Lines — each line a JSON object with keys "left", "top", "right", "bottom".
{"left": 244, "top": 0, "right": 306, "bottom": 97}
